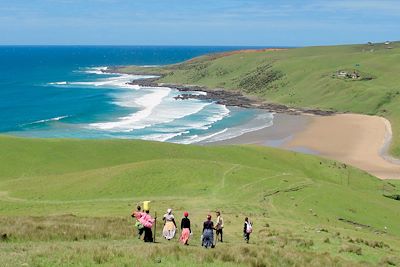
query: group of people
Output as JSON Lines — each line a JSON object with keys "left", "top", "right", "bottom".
{"left": 132, "top": 206, "right": 253, "bottom": 247}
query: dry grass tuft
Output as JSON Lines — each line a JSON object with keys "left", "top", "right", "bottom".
{"left": 0, "top": 215, "right": 133, "bottom": 242}
{"left": 339, "top": 244, "right": 362, "bottom": 255}
{"left": 380, "top": 256, "right": 400, "bottom": 266}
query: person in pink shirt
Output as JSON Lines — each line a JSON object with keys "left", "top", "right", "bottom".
{"left": 138, "top": 210, "right": 155, "bottom": 242}
{"left": 131, "top": 205, "right": 145, "bottom": 239}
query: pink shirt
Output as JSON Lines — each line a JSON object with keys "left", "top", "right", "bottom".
{"left": 132, "top": 211, "right": 143, "bottom": 220}
{"left": 139, "top": 213, "right": 155, "bottom": 228}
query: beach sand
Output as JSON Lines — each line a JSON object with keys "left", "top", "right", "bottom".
{"left": 285, "top": 114, "right": 400, "bottom": 179}
{"left": 210, "top": 113, "right": 400, "bottom": 180}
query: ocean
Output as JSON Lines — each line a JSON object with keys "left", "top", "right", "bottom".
{"left": 0, "top": 46, "right": 274, "bottom": 143}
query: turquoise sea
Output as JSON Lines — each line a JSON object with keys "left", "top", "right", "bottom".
{"left": 0, "top": 46, "right": 273, "bottom": 143}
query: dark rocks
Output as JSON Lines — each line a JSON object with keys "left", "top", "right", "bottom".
{"left": 128, "top": 78, "right": 160, "bottom": 87}
{"left": 126, "top": 77, "right": 335, "bottom": 116}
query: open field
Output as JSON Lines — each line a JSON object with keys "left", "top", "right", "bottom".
{"left": 1, "top": 136, "right": 400, "bottom": 266}
{"left": 117, "top": 42, "right": 400, "bottom": 158}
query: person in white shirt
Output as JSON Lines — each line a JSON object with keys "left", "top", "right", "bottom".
{"left": 162, "top": 208, "right": 177, "bottom": 240}
{"left": 215, "top": 211, "right": 224, "bottom": 242}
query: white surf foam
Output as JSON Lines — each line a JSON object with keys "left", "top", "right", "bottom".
{"left": 46, "top": 66, "right": 236, "bottom": 141}
{"left": 49, "top": 81, "right": 68, "bottom": 85}
{"left": 175, "top": 112, "right": 274, "bottom": 144}
{"left": 84, "top": 66, "right": 108, "bottom": 75}
{"left": 89, "top": 88, "right": 219, "bottom": 132}
{"left": 189, "top": 91, "right": 207, "bottom": 96}
{"left": 49, "top": 68, "right": 156, "bottom": 90}
{"left": 68, "top": 74, "right": 155, "bottom": 89}
{"left": 178, "top": 128, "right": 229, "bottom": 144}
{"left": 138, "top": 131, "right": 190, "bottom": 142}
{"left": 175, "top": 104, "right": 230, "bottom": 131}
{"left": 89, "top": 87, "right": 171, "bottom": 131}
{"left": 25, "top": 115, "right": 69, "bottom": 126}
{"left": 202, "top": 113, "right": 274, "bottom": 143}
{"left": 140, "top": 101, "right": 230, "bottom": 134}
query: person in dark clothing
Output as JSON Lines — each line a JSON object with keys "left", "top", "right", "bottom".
{"left": 179, "top": 211, "right": 191, "bottom": 245}
{"left": 243, "top": 217, "right": 252, "bottom": 243}
{"left": 143, "top": 227, "right": 153, "bottom": 242}
{"left": 202, "top": 215, "right": 215, "bottom": 248}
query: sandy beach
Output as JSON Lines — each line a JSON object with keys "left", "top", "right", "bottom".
{"left": 210, "top": 113, "right": 400, "bottom": 180}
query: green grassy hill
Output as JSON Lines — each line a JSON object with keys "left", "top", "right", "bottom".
{"left": 118, "top": 42, "right": 400, "bottom": 157}
{"left": 1, "top": 136, "right": 400, "bottom": 266}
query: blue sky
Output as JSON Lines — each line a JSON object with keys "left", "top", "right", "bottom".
{"left": 1, "top": 0, "right": 399, "bottom": 46}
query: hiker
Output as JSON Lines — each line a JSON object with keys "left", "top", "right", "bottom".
{"left": 215, "top": 211, "right": 224, "bottom": 243}
{"left": 179, "top": 211, "right": 191, "bottom": 245}
{"left": 131, "top": 205, "right": 144, "bottom": 239}
{"left": 162, "top": 208, "right": 177, "bottom": 240}
{"left": 138, "top": 210, "right": 155, "bottom": 242}
{"left": 243, "top": 217, "right": 253, "bottom": 243}
{"left": 202, "top": 214, "right": 215, "bottom": 248}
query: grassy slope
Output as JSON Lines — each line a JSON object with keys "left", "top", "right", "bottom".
{"left": 119, "top": 42, "right": 400, "bottom": 157}
{"left": 1, "top": 136, "right": 400, "bottom": 266}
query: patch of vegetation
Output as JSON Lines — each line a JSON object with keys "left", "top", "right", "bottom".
{"left": 339, "top": 244, "right": 363, "bottom": 255}
{"left": 375, "top": 90, "right": 400, "bottom": 113}
{"left": 237, "top": 64, "right": 285, "bottom": 93}
{"left": 383, "top": 194, "right": 400, "bottom": 201}
{"left": 380, "top": 256, "right": 400, "bottom": 266}
{"left": 0, "top": 136, "right": 400, "bottom": 266}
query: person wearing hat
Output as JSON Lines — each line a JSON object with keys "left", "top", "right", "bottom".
{"left": 162, "top": 208, "right": 177, "bottom": 240}
{"left": 179, "top": 211, "right": 191, "bottom": 245}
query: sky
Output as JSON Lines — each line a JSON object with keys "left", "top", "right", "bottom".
{"left": 0, "top": 0, "right": 399, "bottom": 46}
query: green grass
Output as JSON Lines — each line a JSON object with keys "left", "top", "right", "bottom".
{"left": 1, "top": 136, "right": 400, "bottom": 266}
{"left": 117, "top": 42, "right": 400, "bottom": 157}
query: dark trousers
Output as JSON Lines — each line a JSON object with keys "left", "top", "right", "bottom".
{"left": 216, "top": 229, "right": 223, "bottom": 242}
{"left": 244, "top": 232, "right": 250, "bottom": 243}
{"left": 137, "top": 228, "right": 144, "bottom": 238}
{"left": 144, "top": 227, "right": 153, "bottom": 242}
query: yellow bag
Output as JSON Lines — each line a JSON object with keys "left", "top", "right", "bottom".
{"left": 143, "top": 201, "right": 151, "bottom": 211}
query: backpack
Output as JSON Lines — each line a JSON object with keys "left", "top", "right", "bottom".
{"left": 246, "top": 222, "right": 253, "bottom": 234}
{"left": 135, "top": 221, "right": 144, "bottom": 230}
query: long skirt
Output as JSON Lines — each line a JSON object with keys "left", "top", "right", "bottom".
{"left": 144, "top": 227, "right": 153, "bottom": 242}
{"left": 202, "top": 229, "right": 214, "bottom": 248}
{"left": 179, "top": 228, "right": 190, "bottom": 244}
{"left": 162, "top": 221, "right": 176, "bottom": 240}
